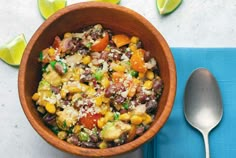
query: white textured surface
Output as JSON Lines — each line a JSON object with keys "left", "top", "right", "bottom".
{"left": 0, "top": 0, "right": 235, "bottom": 157}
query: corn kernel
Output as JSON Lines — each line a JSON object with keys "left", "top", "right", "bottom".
{"left": 138, "top": 72, "right": 145, "bottom": 79}
{"left": 131, "top": 115, "right": 143, "bottom": 125}
{"left": 129, "top": 43, "right": 137, "bottom": 52}
{"left": 101, "top": 76, "right": 110, "bottom": 88}
{"left": 146, "top": 71, "right": 154, "bottom": 80}
{"left": 73, "top": 125, "right": 81, "bottom": 134}
{"left": 57, "top": 131, "right": 67, "bottom": 140}
{"left": 113, "top": 64, "right": 126, "bottom": 72}
{"left": 68, "top": 86, "right": 81, "bottom": 93}
{"left": 95, "top": 96, "right": 103, "bottom": 106}
{"left": 130, "top": 36, "right": 139, "bottom": 44}
{"left": 64, "top": 32, "right": 72, "bottom": 38}
{"left": 86, "top": 87, "right": 96, "bottom": 96}
{"left": 143, "top": 113, "right": 152, "bottom": 125}
{"left": 99, "top": 141, "right": 107, "bottom": 149}
{"left": 102, "top": 96, "right": 110, "bottom": 103}
{"left": 60, "top": 89, "right": 67, "bottom": 99}
{"left": 100, "top": 104, "right": 109, "bottom": 115}
{"left": 48, "top": 47, "right": 55, "bottom": 57}
{"left": 32, "top": 93, "right": 40, "bottom": 101}
{"left": 143, "top": 80, "right": 153, "bottom": 90}
{"left": 105, "top": 111, "right": 114, "bottom": 122}
{"left": 45, "top": 103, "right": 56, "bottom": 114}
{"left": 39, "top": 100, "right": 49, "bottom": 107}
{"left": 82, "top": 56, "right": 91, "bottom": 65}
{"left": 119, "top": 113, "right": 130, "bottom": 121}
{"left": 97, "top": 117, "right": 106, "bottom": 129}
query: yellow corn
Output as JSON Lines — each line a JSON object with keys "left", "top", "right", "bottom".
{"left": 130, "top": 36, "right": 139, "bottom": 44}
{"left": 68, "top": 86, "right": 81, "bottom": 93}
{"left": 131, "top": 115, "right": 143, "bottom": 125}
{"left": 57, "top": 131, "right": 67, "bottom": 140}
{"left": 113, "top": 65, "right": 126, "bottom": 72}
{"left": 45, "top": 103, "right": 56, "bottom": 114}
{"left": 48, "top": 47, "right": 55, "bottom": 57}
{"left": 101, "top": 76, "right": 110, "bottom": 88}
{"left": 119, "top": 113, "right": 130, "bottom": 121}
{"left": 64, "top": 32, "right": 72, "bottom": 38}
{"left": 60, "top": 89, "right": 67, "bottom": 99}
{"left": 82, "top": 56, "right": 91, "bottom": 65}
{"left": 73, "top": 125, "right": 81, "bottom": 134}
{"left": 129, "top": 43, "right": 137, "bottom": 52}
{"left": 86, "top": 87, "right": 96, "bottom": 96}
{"left": 143, "top": 113, "right": 152, "bottom": 125}
{"left": 105, "top": 111, "right": 114, "bottom": 122}
{"left": 95, "top": 96, "right": 103, "bottom": 106}
{"left": 146, "top": 71, "right": 154, "bottom": 80}
{"left": 143, "top": 80, "right": 153, "bottom": 90}
{"left": 102, "top": 96, "right": 110, "bottom": 103}
{"left": 32, "top": 93, "right": 40, "bottom": 101}
{"left": 97, "top": 117, "right": 106, "bottom": 129}
{"left": 138, "top": 72, "right": 145, "bottom": 79}
{"left": 99, "top": 141, "right": 107, "bottom": 149}
{"left": 39, "top": 100, "right": 49, "bottom": 107}
{"left": 100, "top": 104, "right": 109, "bottom": 115}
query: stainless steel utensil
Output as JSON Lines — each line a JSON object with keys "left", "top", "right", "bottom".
{"left": 184, "top": 68, "right": 223, "bottom": 158}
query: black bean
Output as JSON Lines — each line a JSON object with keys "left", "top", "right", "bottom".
{"left": 50, "top": 86, "right": 60, "bottom": 94}
{"left": 113, "top": 52, "right": 121, "bottom": 61}
{"left": 114, "top": 95, "right": 125, "bottom": 104}
{"left": 153, "top": 79, "right": 163, "bottom": 93}
{"left": 104, "top": 84, "right": 116, "bottom": 97}
{"left": 136, "top": 126, "right": 145, "bottom": 136}
{"left": 67, "top": 135, "right": 79, "bottom": 146}
{"left": 54, "top": 62, "right": 64, "bottom": 75}
{"left": 125, "top": 51, "right": 132, "bottom": 58}
{"left": 146, "top": 100, "right": 157, "bottom": 114}
{"left": 137, "top": 92, "right": 148, "bottom": 104}
{"left": 144, "top": 51, "right": 151, "bottom": 62}
{"left": 100, "top": 51, "right": 109, "bottom": 60}
{"left": 90, "top": 134, "right": 98, "bottom": 143}
{"left": 119, "top": 109, "right": 128, "bottom": 114}
{"left": 136, "top": 41, "right": 142, "bottom": 49}
{"left": 81, "top": 142, "right": 97, "bottom": 148}
{"left": 43, "top": 113, "right": 56, "bottom": 126}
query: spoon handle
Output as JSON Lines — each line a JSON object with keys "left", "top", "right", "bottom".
{"left": 202, "top": 131, "right": 210, "bottom": 158}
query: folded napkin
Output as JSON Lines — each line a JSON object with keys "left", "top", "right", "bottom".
{"left": 143, "top": 48, "right": 236, "bottom": 158}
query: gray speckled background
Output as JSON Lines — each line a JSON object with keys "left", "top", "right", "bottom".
{"left": 0, "top": 0, "right": 235, "bottom": 157}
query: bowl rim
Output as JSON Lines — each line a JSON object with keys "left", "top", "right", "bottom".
{"left": 18, "top": 1, "right": 176, "bottom": 157}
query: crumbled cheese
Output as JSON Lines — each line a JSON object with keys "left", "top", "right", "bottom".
{"left": 145, "top": 58, "right": 156, "bottom": 69}
{"left": 121, "top": 53, "right": 129, "bottom": 61}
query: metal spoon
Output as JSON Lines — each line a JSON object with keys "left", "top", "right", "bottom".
{"left": 184, "top": 68, "right": 223, "bottom": 158}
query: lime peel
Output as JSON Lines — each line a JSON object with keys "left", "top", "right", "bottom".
{"left": 94, "top": 0, "right": 121, "bottom": 4}
{"left": 38, "top": 0, "right": 67, "bottom": 19}
{"left": 0, "top": 34, "right": 27, "bottom": 66}
{"left": 157, "top": 0, "right": 182, "bottom": 15}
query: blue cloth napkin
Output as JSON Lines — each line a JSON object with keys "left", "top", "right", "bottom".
{"left": 143, "top": 48, "right": 236, "bottom": 158}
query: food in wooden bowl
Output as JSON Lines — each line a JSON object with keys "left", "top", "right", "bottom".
{"left": 18, "top": 2, "right": 176, "bottom": 157}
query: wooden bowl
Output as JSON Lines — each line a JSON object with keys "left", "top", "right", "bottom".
{"left": 18, "top": 2, "right": 176, "bottom": 157}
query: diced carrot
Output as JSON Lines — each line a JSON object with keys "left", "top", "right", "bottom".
{"left": 112, "top": 34, "right": 130, "bottom": 48}
{"left": 112, "top": 72, "right": 125, "bottom": 83}
{"left": 130, "top": 49, "right": 147, "bottom": 73}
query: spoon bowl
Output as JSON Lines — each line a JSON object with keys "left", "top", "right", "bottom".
{"left": 184, "top": 68, "right": 223, "bottom": 158}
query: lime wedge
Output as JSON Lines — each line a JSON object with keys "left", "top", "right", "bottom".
{"left": 0, "top": 34, "right": 27, "bottom": 66}
{"left": 157, "top": 0, "right": 182, "bottom": 15}
{"left": 94, "top": 0, "right": 120, "bottom": 4}
{"left": 38, "top": 0, "right": 67, "bottom": 19}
